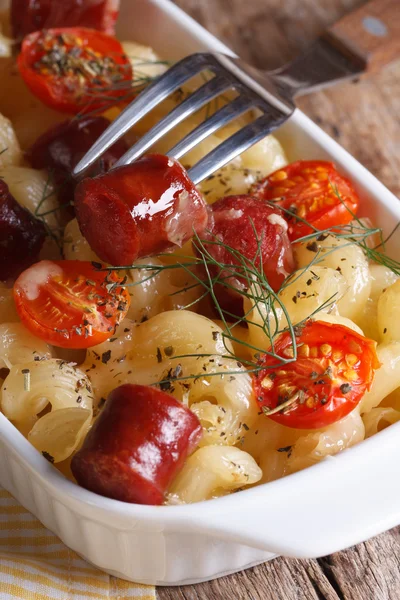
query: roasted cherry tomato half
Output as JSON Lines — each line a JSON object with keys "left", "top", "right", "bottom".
{"left": 75, "top": 154, "right": 209, "bottom": 266}
{"left": 11, "top": 0, "right": 120, "bottom": 41}
{"left": 251, "top": 161, "right": 360, "bottom": 241}
{"left": 71, "top": 383, "right": 203, "bottom": 505}
{"left": 13, "top": 260, "right": 130, "bottom": 348}
{"left": 254, "top": 320, "right": 380, "bottom": 429}
{"left": 17, "top": 27, "right": 132, "bottom": 114}
{"left": 0, "top": 180, "right": 46, "bottom": 281}
{"left": 198, "top": 194, "right": 294, "bottom": 316}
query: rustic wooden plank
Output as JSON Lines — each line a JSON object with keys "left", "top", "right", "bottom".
{"left": 157, "top": 556, "right": 341, "bottom": 600}
{"left": 318, "top": 529, "right": 400, "bottom": 600}
{"left": 157, "top": 1, "right": 400, "bottom": 598}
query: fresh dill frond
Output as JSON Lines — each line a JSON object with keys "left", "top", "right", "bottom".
{"left": 103, "top": 186, "right": 400, "bottom": 389}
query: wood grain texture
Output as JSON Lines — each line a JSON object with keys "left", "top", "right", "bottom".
{"left": 327, "top": 0, "right": 400, "bottom": 72}
{"left": 157, "top": 1, "right": 400, "bottom": 598}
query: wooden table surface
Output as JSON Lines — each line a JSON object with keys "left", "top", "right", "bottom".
{"left": 157, "top": 1, "right": 400, "bottom": 599}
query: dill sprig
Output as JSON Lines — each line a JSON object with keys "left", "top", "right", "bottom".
{"left": 33, "top": 169, "right": 65, "bottom": 255}
{"left": 101, "top": 189, "right": 400, "bottom": 393}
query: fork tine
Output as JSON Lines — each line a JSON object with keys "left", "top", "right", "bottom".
{"left": 167, "top": 94, "right": 254, "bottom": 160}
{"left": 188, "top": 112, "right": 288, "bottom": 185}
{"left": 72, "top": 53, "right": 214, "bottom": 177}
{"left": 112, "top": 76, "right": 233, "bottom": 168}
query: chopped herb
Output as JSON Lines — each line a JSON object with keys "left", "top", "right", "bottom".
{"left": 277, "top": 445, "right": 292, "bottom": 453}
{"left": 164, "top": 346, "right": 174, "bottom": 357}
{"left": 340, "top": 383, "right": 352, "bottom": 394}
{"left": 101, "top": 350, "right": 112, "bottom": 364}
{"left": 306, "top": 241, "right": 319, "bottom": 252}
{"left": 21, "top": 368, "right": 30, "bottom": 391}
{"left": 42, "top": 451, "right": 54, "bottom": 464}
{"left": 156, "top": 347, "right": 162, "bottom": 363}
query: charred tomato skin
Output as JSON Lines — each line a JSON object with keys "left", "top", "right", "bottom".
{"left": 71, "top": 383, "right": 203, "bottom": 505}
{"left": 74, "top": 154, "right": 209, "bottom": 265}
{"left": 0, "top": 180, "right": 46, "bottom": 281}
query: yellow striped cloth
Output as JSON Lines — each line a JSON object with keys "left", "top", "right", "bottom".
{"left": 0, "top": 488, "right": 155, "bottom": 600}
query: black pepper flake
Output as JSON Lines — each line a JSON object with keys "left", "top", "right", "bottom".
{"left": 159, "top": 380, "right": 173, "bottom": 393}
{"left": 164, "top": 346, "right": 174, "bottom": 357}
{"left": 156, "top": 347, "right": 162, "bottom": 363}
{"left": 277, "top": 445, "right": 292, "bottom": 453}
{"left": 101, "top": 350, "right": 112, "bottom": 364}
{"left": 242, "top": 423, "right": 249, "bottom": 431}
{"left": 42, "top": 451, "right": 54, "bottom": 464}
{"left": 76, "top": 395, "right": 82, "bottom": 404}
{"left": 383, "top": 328, "right": 387, "bottom": 334}
{"left": 320, "top": 396, "right": 328, "bottom": 405}
{"left": 306, "top": 279, "right": 312, "bottom": 286}
{"left": 306, "top": 241, "right": 319, "bottom": 253}
{"left": 91, "top": 261, "right": 102, "bottom": 270}
{"left": 212, "top": 331, "right": 220, "bottom": 341}
{"left": 124, "top": 328, "right": 130, "bottom": 333}
{"left": 292, "top": 295, "right": 298, "bottom": 304}
{"left": 340, "top": 383, "right": 352, "bottom": 394}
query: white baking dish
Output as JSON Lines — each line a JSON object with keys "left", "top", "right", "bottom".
{"left": 1, "top": 0, "right": 400, "bottom": 586}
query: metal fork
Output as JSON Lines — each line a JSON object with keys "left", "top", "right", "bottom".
{"left": 73, "top": 0, "right": 399, "bottom": 185}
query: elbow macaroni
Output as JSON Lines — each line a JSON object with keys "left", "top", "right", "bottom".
{"left": 0, "top": 38, "right": 399, "bottom": 505}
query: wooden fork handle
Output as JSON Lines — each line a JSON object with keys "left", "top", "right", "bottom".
{"left": 325, "top": 0, "right": 400, "bottom": 72}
